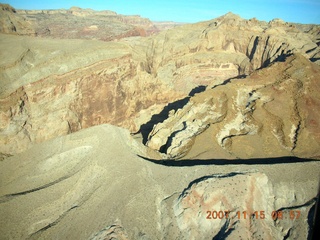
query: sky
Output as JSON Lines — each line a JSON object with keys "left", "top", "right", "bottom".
{"left": 3, "top": 0, "right": 320, "bottom": 24}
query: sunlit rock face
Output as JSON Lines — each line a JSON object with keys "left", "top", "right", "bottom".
{"left": 141, "top": 13, "right": 319, "bottom": 93}
{"left": 0, "top": 5, "right": 319, "bottom": 240}
{"left": 0, "top": 9, "right": 319, "bottom": 160}
{"left": 145, "top": 54, "right": 320, "bottom": 160}
{"left": 0, "top": 50, "right": 182, "bottom": 155}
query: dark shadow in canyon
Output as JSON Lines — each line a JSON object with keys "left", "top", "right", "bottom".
{"left": 135, "top": 85, "right": 208, "bottom": 145}
{"left": 310, "top": 57, "right": 320, "bottom": 62}
{"left": 260, "top": 51, "right": 293, "bottom": 69}
{"left": 138, "top": 155, "right": 318, "bottom": 167}
{"left": 188, "top": 85, "right": 207, "bottom": 96}
{"left": 137, "top": 97, "right": 190, "bottom": 144}
{"left": 309, "top": 183, "right": 320, "bottom": 240}
{"left": 159, "top": 121, "right": 187, "bottom": 154}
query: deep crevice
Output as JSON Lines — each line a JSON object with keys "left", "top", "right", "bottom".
{"left": 291, "top": 120, "right": 301, "bottom": 151}
{"left": 283, "top": 228, "right": 292, "bottom": 240}
{"left": 135, "top": 84, "right": 210, "bottom": 145}
{"left": 188, "top": 85, "right": 207, "bottom": 96}
{"left": 137, "top": 96, "right": 190, "bottom": 145}
{"left": 249, "top": 36, "right": 259, "bottom": 61}
{"left": 307, "top": 204, "right": 316, "bottom": 240}
{"left": 159, "top": 121, "right": 187, "bottom": 154}
{"left": 310, "top": 184, "right": 320, "bottom": 240}
{"left": 306, "top": 47, "right": 317, "bottom": 54}
{"left": 212, "top": 218, "right": 233, "bottom": 240}
{"left": 276, "top": 197, "right": 316, "bottom": 212}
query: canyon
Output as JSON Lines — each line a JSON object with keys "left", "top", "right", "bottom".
{"left": 0, "top": 3, "right": 319, "bottom": 239}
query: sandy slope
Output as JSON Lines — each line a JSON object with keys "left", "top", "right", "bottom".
{"left": 0, "top": 124, "right": 319, "bottom": 239}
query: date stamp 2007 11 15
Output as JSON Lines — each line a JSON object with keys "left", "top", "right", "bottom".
{"left": 206, "top": 210, "right": 301, "bottom": 220}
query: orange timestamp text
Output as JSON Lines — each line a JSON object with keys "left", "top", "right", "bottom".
{"left": 206, "top": 210, "right": 301, "bottom": 220}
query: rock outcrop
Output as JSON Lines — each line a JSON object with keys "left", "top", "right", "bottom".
{"left": 1, "top": 11, "right": 320, "bottom": 159}
{"left": 0, "top": 36, "right": 182, "bottom": 155}
{"left": 141, "top": 13, "right": 319, "bottom": 95}
{"left": 145, "top": 54, "right": 320, "bottom": 160}
{"left": 0, "top": 7, "right": 319, "bottom": 240}
{"left": 162, "top": 172, "right": 315, "bottom": 239}
{"left": 0, "top": 4, "right": 35, "bottom": 35}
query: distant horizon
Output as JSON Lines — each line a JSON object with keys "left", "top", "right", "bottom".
{"left": 2, "top": 0, "right": 320, "bottom": 24}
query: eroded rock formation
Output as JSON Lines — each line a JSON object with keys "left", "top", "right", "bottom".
{"left": 140, "top": 13, "right": 319, "bottom": 93}
{"left": 0, "top": 6, "right": 319, "bottom": 240}
{"left": 0, "top": 36, "right": 184, "bottom": 155}
{"left": 162, "top": 172, "right": 314, "bottom": 239}
{"left": 145, "top": 54, "right": 320, "bottom": 160}
{"left": 1, "top": 12, "right": 320, "bottom": 158}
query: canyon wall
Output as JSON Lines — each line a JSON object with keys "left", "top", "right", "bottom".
{"left": 0, "top": 5, "right": 319, "bottom": 239}
{"left": 1, "top": 12, "right": 319, "bottom": 160}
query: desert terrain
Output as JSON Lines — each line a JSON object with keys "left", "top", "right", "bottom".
{"left": 0, "top": 3, "right": 319, "bottom": 239}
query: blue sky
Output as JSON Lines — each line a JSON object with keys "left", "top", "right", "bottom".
{"left": 3, "top": 0, "right": 320, "bottom": 24}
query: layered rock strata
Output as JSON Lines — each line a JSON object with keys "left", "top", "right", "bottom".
{"left": 0, "top": 4, "right": 173, "bottom": 40}
{"left": 0, "top": 7, "right": 319, "bottom": 240}
{"left": 146, "top": 54, "right": 320, "bottom": 160}
{"left": 0, "top": 11, "right": 319, "bottom": 160}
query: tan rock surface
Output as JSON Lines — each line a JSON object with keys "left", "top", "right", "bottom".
{"left": 140, "top": 13, "right": 319, "bottom": 90}
{"left": 0, "top": 6, "right": 319, "bottom": 240}
{"left": 0, "top": 33, "right": 184, "bottom": 155}
{"left": 0, "top": 124, "right": 318, "bottom": 239}
{"left": 0, "top": 4, "right": 164, "bottom": 39}
{"left": 0, "top": 4, "right": 35, "bottom": 35}
{"left": 146, "top": 54, "right": 320, "bottom": 160}
{"left": 1, "top": 12, "right": 320, "bottom": 159}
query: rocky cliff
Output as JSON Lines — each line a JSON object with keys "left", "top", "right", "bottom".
{"left": 0, "top": 5, "right": 319, "bottom": 240}
{"left": 1, "top": 11, "right": 319, "bottom": 160}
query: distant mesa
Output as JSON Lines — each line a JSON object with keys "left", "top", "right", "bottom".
{"left": 0, "top": 3, "right": 182, "bottom": 40}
